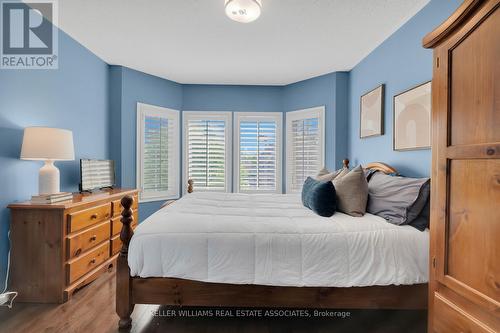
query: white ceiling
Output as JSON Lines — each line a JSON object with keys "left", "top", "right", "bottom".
{"left": 57, "top": 0, "right": 430, "bottom": 85}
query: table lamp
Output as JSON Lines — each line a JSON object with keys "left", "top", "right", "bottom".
{"left": 20, "top": 127, "right": 75, "bottom": 195}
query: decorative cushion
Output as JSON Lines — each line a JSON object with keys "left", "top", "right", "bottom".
{"left": 332, "top": 165, "right": 368, "bottom": 217}
{"left": 316, "top": 167, "right": 330, "bottom": 178}
{"left": 301, "top": 177, "right": 337, "bottom": 217}
{"left": 367, "top": 172, "right": 430, "bottom": 225}
{"left": 364, "top": 168, "right": 377, "bottom": 181}
{"left": 316, "top": 167, "right": 349, "bottom": 182}
{"left": 408, "top": 198, "right": 430, "bottom": 231}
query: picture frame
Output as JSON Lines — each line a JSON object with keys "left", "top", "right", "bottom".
{"left": 393, "top": 81, "right": 432, "bottom": 151}
{"left": 360, "top": 84, "right": 384, "bottom": 138}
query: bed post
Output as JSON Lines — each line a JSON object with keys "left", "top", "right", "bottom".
{"left": 343, "top": 158, "right": 350, "bottom": 169}
{"left": 116, "top": 195, "right": 135, "bottom": 329}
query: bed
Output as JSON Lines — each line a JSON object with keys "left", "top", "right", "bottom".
{"left": 116, "top": 162, "right": 429, "bottom": 328}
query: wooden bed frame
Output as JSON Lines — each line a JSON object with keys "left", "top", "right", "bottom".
{"left": 116, "top": 160, "right": 427, "bottom": 328}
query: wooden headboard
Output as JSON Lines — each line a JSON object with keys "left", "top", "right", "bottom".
{"left": 343, "top": 159, "right": 398, "bottom": 175}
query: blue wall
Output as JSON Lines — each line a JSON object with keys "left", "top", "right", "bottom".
{"left": 183, "top": 85, "right": 283, "bottom": 112}
{"left": 0, "top": 31, "right": 109, "bottom": 292}
{"left": 347, "top": 0, "right": 462, "bottom": 177}
{"left": 109, "top": 66, "right": 183, "bottom": 221}
{"left": 109, "top": 66, "right": 123, "bottom": 189}
{"left": 283, "top": 72, "right": 349, "bottom": 176}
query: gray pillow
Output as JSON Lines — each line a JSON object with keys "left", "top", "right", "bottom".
{"left": 317, "top": 167, "right": 349, "bottom": 182}
{"left": 364, "top": 168, "right": 377, "bottom": 181}
{"left": 408, "top": 198, "right": 430, "bottom": 231}
{"left": 316, "top": 167, "right": 330, "bottom": 178}
{"left": 333, "top": 165, "right": 368, "bottom": 217}
{"left": 367, "top": 172, "right": 430, "bottom": 225}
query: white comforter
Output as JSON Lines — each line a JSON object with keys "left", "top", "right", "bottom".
{"left": 128, "top": 192, "right": 428, "bottom": 287}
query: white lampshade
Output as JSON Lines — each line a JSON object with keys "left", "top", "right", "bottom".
{"left": 21, "top": 127, "right": 75, "bottom": 161}
{"left": 225, "top": 0, "right": 262, "bottom": 23}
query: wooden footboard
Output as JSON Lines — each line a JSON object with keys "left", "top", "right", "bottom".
{"left": 116, "top": 195, "right": 428, "bottom": 329}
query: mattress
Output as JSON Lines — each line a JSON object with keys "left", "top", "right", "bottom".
{"left": 128, "top": 192, "right": 429, "bottom": 287}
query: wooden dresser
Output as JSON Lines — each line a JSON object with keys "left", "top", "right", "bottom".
{"left": 423, "top": 1, "right": 499, "bottom": 332}
{"left": 8, "top": 188, "right": 139, "bottom": 303}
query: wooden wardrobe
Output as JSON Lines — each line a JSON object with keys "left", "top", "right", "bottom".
{"left": 423, "top": 0, "right": 499, "bottom": 332}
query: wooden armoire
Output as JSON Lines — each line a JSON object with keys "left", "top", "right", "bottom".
{"left": 423, "top": 0, "right": 499, "bottom": 332}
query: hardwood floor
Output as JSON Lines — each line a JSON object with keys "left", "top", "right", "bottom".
{"left": 0, "top": 272, "right": 427, "bottom": 333}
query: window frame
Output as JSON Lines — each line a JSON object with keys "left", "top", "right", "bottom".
{"left": 136, "top": 102, "right": 180, "bottom": 203}
{"left": 234, "top": 112, "right": 283, "bottom": 194}
{"left": 182, "top": 111, "right": 233, "bottom": 194}
{"left": 285, "top": 106, "right": 326, "bottom": 193}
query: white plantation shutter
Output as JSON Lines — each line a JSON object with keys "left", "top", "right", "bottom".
{"left": 137, "top": 103, "right": 180, "bottom": 202}
{"left": 143, "top": 117, "right": 170, "bottom": 191}
{"left": 184, "top": 112, "right": 232, "bottom": 192}
{"left": 286, "top": 107, "right": 325, "bottom": 193}
{"left": 235, "top": 112, "right": 282, "bottom": 193}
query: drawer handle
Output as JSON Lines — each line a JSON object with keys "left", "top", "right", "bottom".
{"left": 90, "top": 235, "right": 97, "bottom": 242}
{"left": 75, "top": 248, "right": 82, "bottom": 257}
{"left": 90, "top": 258, "right": 96, "bottom": 265}
{"left": 90, "top": 214, "right": 98, "bottom": 220}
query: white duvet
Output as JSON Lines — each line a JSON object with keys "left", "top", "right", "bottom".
{"left": 128, "top": 192, "right": 428, "bottom": 287}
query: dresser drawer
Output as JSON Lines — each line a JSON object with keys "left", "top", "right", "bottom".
{"left": 110, "top": 222, "right": 138, "bottom": 256}
{"left": 68, "top": 204, "right": 111, "bottom": 233}
{"left": 67, "top": 221, "right": 110, "bottom": 259}
{"left": 112, "top": 195, "right": 138, "bottom": 217}
{"left": 67, "top": 242, "right": 110, "bottom": 284}
{"left": 111, "top": 211, "right": 138, "bottom": 236}
{"left": 110, "top": 234, "right": 122, "bottom": 256}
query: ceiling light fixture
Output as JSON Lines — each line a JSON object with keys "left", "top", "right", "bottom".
{"left": 225, "top": 0, "right": 262, "bottom": 23}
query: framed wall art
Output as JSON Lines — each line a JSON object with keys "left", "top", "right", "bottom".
{"left": 393, "top": 81, "right": 431, "bottom": 151}
{"left": 360, "top": 85, "right": 384, "bottom": 138}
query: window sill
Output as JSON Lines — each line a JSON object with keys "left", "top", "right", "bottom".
{"left": 138, "top": 195, "right": 180, "bottom": 204}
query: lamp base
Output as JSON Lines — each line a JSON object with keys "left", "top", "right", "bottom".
{"left": 39, "top": 160, "right": 60, "bottom": 195}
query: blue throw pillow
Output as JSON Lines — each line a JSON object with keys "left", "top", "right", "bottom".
{"left": 301, "top": 177, "right": 337, "bottom": 217}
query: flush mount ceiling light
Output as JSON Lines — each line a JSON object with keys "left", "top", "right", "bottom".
{"left": 225, "top": 0, "right": 262, "bottom": 23}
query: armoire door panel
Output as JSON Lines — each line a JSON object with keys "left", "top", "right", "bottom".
{"left": 446, "top": 144, "right": 500, "bottom": 160}
{"left": 446, "top": 159, "right": 500, "bottom": 303}
{"left": 424, "top": 1, "right": 500, "bottom": 331}
{"left": 449, "top": 7, "right": 499, "bottom": 146}
{"left": 434, "top": 292, "right": 496, "bottom": 333}
{"left": 438, "top": 284, "right": 500, "bottom": 331}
